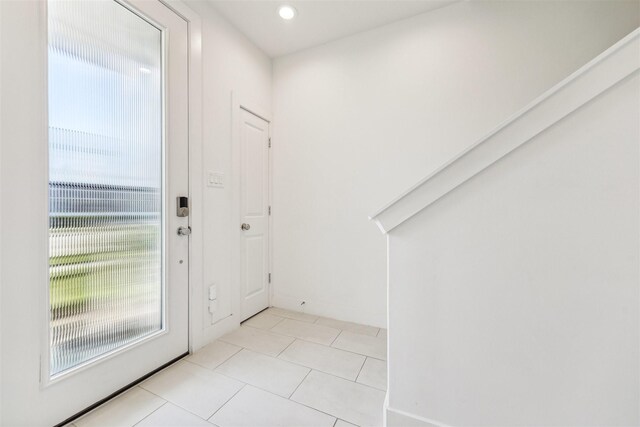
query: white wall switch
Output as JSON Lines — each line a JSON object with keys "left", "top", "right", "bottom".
{"left": 207, "top": 171, "right": 224, "bottom": 188}
{"left": 209, "top": 284, "right": 217, "bottom": 300}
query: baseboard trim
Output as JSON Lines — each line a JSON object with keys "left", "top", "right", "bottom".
{"left": 385, "top": 394, "right": 451, "bottom": 427}
{"left": 271, "top": 293, "right": 385, "bottom": 328}
{"left": 196, "top": 313, "right": 240, "bottom": 351}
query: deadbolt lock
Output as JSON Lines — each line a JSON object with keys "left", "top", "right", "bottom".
{"left": 177, "top": 196, "right": 189, "bottom": 217}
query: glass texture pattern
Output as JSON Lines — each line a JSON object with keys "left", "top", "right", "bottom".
{"left": 48, "top": 0, "right": 163, "bottom": 376}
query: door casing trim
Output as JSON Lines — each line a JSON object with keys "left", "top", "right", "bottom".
{"left": 158, "top": 0, "right": 204, "bottom": 354}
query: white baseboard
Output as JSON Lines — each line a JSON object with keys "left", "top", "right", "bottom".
{"left": 385, "top": 394, "right": 450, "bottom": 427}
{"left": 192, "top": 314, "right": 239, "bottom": 353}
{"left": 271, "top": 293, "right": 385, "bottom": 328}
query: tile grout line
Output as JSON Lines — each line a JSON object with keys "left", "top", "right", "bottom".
{"left": 212, "top": 369, "right": 321, "bottom": 411}
{"left": 138, "top": 385, "right": 171, "bottom": 401}
{"left": 287, "top": 368, "right": 312, "bottom": 399}
{"left": 271, "top": 357, "right": 385, "bottom": 394}
{"left": 354, "top": 357, "right": 368, "bottom": 384}
{"left": 329, "top": 330, "right": 343, "bottom": 347}
{"left": 290, "top": 396, "right": 343, "bottom": 422}
{"left": 331, "top": 347, "right": 386, "bottom": 361}
{"left": 326, "top": 324, "right": 381, "bottom": 339}
{"left": 139, "top": 369, "right": 244, "bottom": 421}
{"left": 293, "top": 402, "right": 342, "bottom": 423}
{"left": 266, "top": 307, "right": 380, "bottom": 334}
{"left": 276, "top": 346, "right": 365, "bottom": 382}
{"left": 183, "top": 345, "right": 242, "bottom": 371}
{"left": 245, "top": 311, "right": 287, "bottom": 330}
{"left": 220, "top": 324, "right": 297, "bottom": 355}
{"left": 221, "top": 325, "right": 386, "bottom": 367}
{"left": 131, "top": 401, "right": 169, "bottom": 426}
{"left": 275, "top": 336, "right": 298, "bottom": 358}
{"left": 211, "top": 335, "right": 310, "bottom": 394}
{"left": 270, "top": 316, "right": 286, "bottom": 329}
{"left": 242, "top": 323, "right": 289, "bottom": 338}
{"left": 136, "top": 388, "right": 206, "bottom": 421}
{"left": 138, "top": 386, "right": 218, "bottom": 420}
{"left": 208, "top": 368, "right": 339, "bottom": 423}
{"left": 278, "top": 323, "right": 379, "bottom": 341}
{"left": 145, "top": 368, "right": 368, "bottom": 427}
{"left": 80, "top": 311, "right": 383, "bottom": 426}
{"left": 212, "top": 369, "right": 275, "bottom": 393}
{"left": 268, "top": 327, "right": 370, "bottom": 383}
{"left": 212, "top": 317, "right": 386, "bottom": 390}
{"left": 267, "top": 308, "right": 319, "bottom": 324}
{"left": 207, "top": 344, "right": 382, "bottom": 398}
{"left": 205, "top": 373, "right": 340, "bottom": 425}
{"left": 287, "top": 369, "right": 367, "bottom": 425}
{"left": 269, "top": 318, "right": 342, "bottom": 343}
{"left": 207, "top": 383, "right": 247, "bottom": 421}
{"left": 309, "top": 367, "right": 385, "bottom": 393}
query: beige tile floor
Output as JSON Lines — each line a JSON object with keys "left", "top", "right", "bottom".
{"left": 69, "top": 308, "right": 387, "bottom": 427}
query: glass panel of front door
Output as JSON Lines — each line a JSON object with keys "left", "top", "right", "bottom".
{"left": 48, "top": 0, "right": 164, "bottom": 377}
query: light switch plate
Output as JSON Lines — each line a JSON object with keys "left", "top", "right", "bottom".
{"left": 207, "top": 171, "right": 224, "bottom": 188}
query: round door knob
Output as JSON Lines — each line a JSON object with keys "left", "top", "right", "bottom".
{"left": 177, "top": 226, "right": 191, "bottom": 236}
{"left": 241, "top": 223, "right": 251, "bottom": 231}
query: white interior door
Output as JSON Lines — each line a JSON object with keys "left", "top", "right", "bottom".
{"left": 239, "top": 109, "right": 271, "bottom": 321}
{"left": 8, "top": 1, "right": 189, "bottom": 425}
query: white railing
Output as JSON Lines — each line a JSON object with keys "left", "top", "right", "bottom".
{"left": 370, "top": 28, "right": 640, "bottom": 234}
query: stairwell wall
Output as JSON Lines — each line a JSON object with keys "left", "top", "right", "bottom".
{"left": 271, "top": 0, "right": 639, "bottom": 327}
{"left": 387, "top": 70, "right": 639, "bottom": 426}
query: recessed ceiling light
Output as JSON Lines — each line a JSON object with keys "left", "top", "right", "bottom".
{"left": 278, "top": 5, "right": 296, "bottom": 20}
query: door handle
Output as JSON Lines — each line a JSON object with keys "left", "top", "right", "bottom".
{"left": 177, "top": 226, "right": 191, "bottom": 236}
{"left": 241, "top": 223, "right": 251, "bottom": 231}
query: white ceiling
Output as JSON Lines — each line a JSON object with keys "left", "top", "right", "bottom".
{"left": 206, "top": 0, "right": 458, "bottom": 57}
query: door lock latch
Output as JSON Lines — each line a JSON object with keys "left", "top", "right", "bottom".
{"left": 177, "top": 196, "right": 189, "bottom": 217}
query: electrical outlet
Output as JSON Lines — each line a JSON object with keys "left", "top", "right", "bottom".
{"left": 208, "top": 299, "right": 218, "bottom": 314}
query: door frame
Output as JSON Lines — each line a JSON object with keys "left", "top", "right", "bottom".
{"left": 41, "top": 0, "right": 191, "bottom": 386}
{"left": 161, "top": 0, "right": 205, "bottom": 354}
{"left": 231, "top": 93, "right": 273, "bottom": 322}
{"left": 0, "top": 0, "right": 203, "bottom": 424}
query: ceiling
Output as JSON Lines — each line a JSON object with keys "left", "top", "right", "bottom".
{"left": 207, "top": 0, "right": 458, "bottom": 57}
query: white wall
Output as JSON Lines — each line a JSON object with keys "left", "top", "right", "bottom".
{"left": 388, "top": 71, "right": 639, "bottom": 426}
{"left": 271, "top": 0, "right": 640, "bottom": 328}
{"left": 182, "top": 0, "right": 272, "bottom": 348}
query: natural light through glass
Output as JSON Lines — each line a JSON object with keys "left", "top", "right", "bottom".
{"left": 48, "top": 0, "right": 163, "bottom": 376}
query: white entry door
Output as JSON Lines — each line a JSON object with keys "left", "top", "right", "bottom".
{"left": 9, "top": 1, "right": 189, "bottom": 425}
{"left": 239, "top": 109, "right": 271, "bottom": 320}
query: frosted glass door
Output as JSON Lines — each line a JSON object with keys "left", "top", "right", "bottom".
{"left": 48, "top": 0, "right": 164, "bottom": 376}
